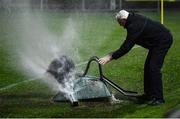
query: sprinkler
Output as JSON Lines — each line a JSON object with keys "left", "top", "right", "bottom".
{"left": 68, "top": 93, "right": 79, "bottom": 106}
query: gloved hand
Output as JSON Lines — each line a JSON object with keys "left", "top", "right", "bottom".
{"left": 98, "top": 54, "right": 112, "bottom": 65}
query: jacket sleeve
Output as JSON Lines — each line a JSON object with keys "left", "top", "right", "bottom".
{"left": 111, "top": 33, "right": 136, "bottom": 60}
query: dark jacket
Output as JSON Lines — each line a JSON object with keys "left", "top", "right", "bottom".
{"left": 112, "top": 12, "right": 172, "bottom": 59}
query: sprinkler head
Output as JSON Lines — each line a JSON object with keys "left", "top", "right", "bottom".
{"left": 72, "top": 101, "right": 79, "bottom": 106}
{"left": 68, "top": 93, "right": 79, "bottom": 106}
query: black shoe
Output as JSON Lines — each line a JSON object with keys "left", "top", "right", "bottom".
{"left": 136, "top": 94, "right": 152, "bottom": 104}
{"left": 148, "top": 98, "right": 165, "bottom": 106}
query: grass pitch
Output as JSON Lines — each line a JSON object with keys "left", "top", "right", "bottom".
{"left": 0, "top": 11, "right": 180, "bottom": 118}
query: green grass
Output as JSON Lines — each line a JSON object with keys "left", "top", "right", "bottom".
{"left": 0, "top": 10, "right": 180, "bottom": 118}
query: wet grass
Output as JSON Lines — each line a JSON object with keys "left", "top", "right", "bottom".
{"left": 0, "top": 10, "right": 180, "bottom": 117}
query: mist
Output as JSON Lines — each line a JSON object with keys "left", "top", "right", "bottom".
{"left": 3, "top": 8, "right": 82, "bottom": 101}
{"left": 1, "top": 0, "right": 115, "bottom": 102}
{"left": 16, "top": 12, "right": 79, "bottom": 76}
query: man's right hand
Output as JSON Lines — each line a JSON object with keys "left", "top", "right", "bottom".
{"left": 98, "top": 54, "right": 112, "bottom": 65}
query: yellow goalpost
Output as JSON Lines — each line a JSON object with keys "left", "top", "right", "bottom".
{"left": 161, "top": 0, "right": 164, "bottom": 24}
{"left": 126, "top": 0, "right": 165, "bottom": 24}
{"left": 125, "top": 0, "right": 177, "bottom": 24}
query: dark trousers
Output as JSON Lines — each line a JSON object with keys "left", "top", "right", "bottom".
{"left": 144, "top": 33, "right": 173, "bottom": 100}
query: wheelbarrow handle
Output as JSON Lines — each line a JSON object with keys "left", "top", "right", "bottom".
{"left": 82, "top": 56, "right": 103, "bottom": 77}
{"left": 82, "top": 56, "right": 139, "bottom": 97}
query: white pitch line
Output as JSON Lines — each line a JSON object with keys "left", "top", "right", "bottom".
{"left": 133, "top": 45, "right": 140, "bottom": 49}
{"left": 0, "top": 45, "right": 140, "bottom": 91}
{"left": 75, "top": 61, "right": 89, "bottom": 67}
{"left": 0, "top": 77, "right": 38, "bottom": 91}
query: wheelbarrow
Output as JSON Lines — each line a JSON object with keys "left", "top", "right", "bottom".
{"left": 52, "top": 56, "right": 138, "bottom": 106}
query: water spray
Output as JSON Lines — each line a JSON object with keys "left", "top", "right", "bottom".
{"left": 47, "top": 55, "right": 79, "bottom": 106}
{"left": 67, "top": 93, "right": 79, "bottom": 106}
